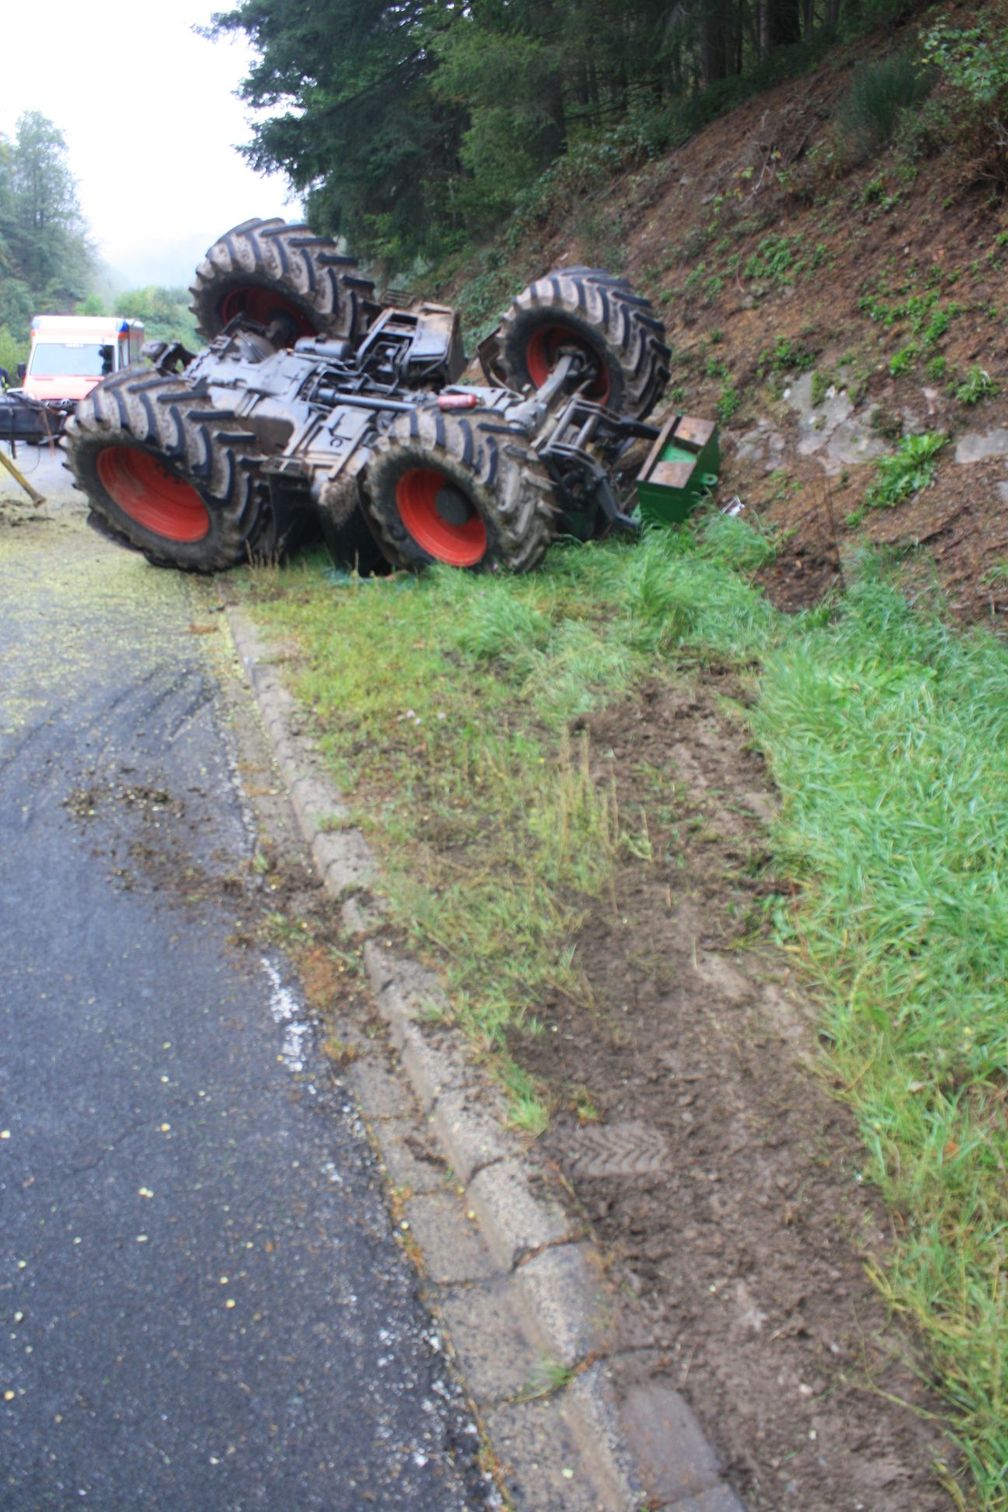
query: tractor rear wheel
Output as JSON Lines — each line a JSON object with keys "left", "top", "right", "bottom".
{"left": 189, "top": 217, "right": 377, "bottom": 347}
{"left": 62, "top": 371, "right": 272, "bottom": 572}
{"left": 361, "top": 407, "right": 555, "bottom": 573}
{"left": 497, "top": 269, "right": 670, "bottom": 420}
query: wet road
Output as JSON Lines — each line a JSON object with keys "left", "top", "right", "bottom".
{"left": 0, "top": 462, "right": 484, "bottom": 1509}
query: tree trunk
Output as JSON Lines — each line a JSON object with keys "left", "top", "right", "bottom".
{"left": 701, "top": 0, "right": 731, "bottom": 84}
{"left": 767, "top": 0, "right": 802, "bottom": 49}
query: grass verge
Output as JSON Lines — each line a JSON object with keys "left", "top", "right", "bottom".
{"left": 754, "top": 558, "right": 1008, "bottom": 1504}
{"left": 244, "top": 520, "right": 1006, "bottom": 1505}
{"left": 244, "top": 522, "right": 776, "bottom": 1093}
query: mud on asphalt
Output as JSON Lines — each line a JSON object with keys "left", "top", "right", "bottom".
{"left": 1, "top": 487, "right": 498, "bottom": 1510}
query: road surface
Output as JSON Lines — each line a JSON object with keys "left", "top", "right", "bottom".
{"left": 0, "top": 455, "right": 487, "bottom": 1509}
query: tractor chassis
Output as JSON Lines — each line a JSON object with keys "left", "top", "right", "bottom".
{"left": 62, "top": 216, "right": 716, "bottom": 576}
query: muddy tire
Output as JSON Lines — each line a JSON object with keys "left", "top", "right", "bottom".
{"left": 189, "top": 217, "right": 377, "bottom": 347}
{"left": 361, "top": 407, "right": 556, "bottom": 573}
{"left": 497, "top": 269, "right": 670, "bottom": 420}
{"left": 62, "top": 370, "right": 272, "bottom": 572}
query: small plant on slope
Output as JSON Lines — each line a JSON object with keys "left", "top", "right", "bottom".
{"left": 851, "top": 432, "right": 947, "bottom": 523}
{"left": 953, "top": 366, "right": 1000, "bottom": 406}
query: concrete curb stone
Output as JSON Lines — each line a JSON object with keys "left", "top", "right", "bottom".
{"left": 226, "top": 604, "right": 747, "bottom": 1512}
{"left": 429, "top": 1089, "right": 511, "bottom": 1185}
{"left": 467, "top": 1157, "right": 573, "bottom": 1271}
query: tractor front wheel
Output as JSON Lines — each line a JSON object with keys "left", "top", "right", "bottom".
{"left": 361, "top": 408, "right": 555, "bottom": 573}
{"left": 189, "top": 217, "right": 377, "bottom": 348}
{"left": 497, "top": 268, "right": 670, "bottom": 420}
{"left": 62, "top": 371, "right": 272, "bottom": 572}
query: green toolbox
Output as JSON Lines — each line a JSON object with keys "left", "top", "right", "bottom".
{"left": 635, "top": 414, "right": 720, "bottom": 526}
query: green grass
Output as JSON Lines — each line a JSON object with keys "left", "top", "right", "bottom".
{"left": 752, "top": 564, "right": 1008, "bottom": 1503}
{"left": 246, "top": 524, "right": 1008, "bottom": 1504}
{"left": 245, "top": 525, "right": 775, "bottom": 1071}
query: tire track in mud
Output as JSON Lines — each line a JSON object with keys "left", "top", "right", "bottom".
{"left": 515, "top": 678, "right": 957, "bottom": 1511}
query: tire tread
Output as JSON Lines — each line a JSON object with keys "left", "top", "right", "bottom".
{"left": 361, "top": 407, "right": 555, "bottom": 573}
{"left": 498, "top": 269, "right": 670, "bottom": 420}
{"left": 189, "top": 217, "right": 377, "bottom": 346}
{"left": 62, "top": 371, "right": 274, "bottom": 572}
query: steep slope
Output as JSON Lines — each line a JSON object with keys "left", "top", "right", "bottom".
{"left": 446, "top": 1, "right": 1008, "bottom": 625}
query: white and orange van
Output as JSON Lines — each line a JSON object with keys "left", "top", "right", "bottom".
{"left": 22, "top": 315, "right": 145, "bottom": 405}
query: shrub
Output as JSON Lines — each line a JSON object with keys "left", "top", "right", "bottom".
{"left": 0, "top": 325, "right": 26, "bottom": 381}
{"left": 953, "top": 366, "right": 1000, "bottom": 406}
{"left": 717, "top": 382, "right": 741, "bottom": 423}
{"left": 893, "top": 95, "right": 949, "bottom": 163}
{"left": 888, "top": 344, "right": 918, "bottom": 376}
{"left": 744, "top": 234, "right": 798, "bottom": 285}
{"left": 922, "top": 20, "right": 1008, "bottom": 183}
{"left": 833, "top": 52, "right": 936, "bottom": 164}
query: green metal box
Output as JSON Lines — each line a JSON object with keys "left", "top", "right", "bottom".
{"left": 635, "top": 414, "right": 720, "bottom": 526}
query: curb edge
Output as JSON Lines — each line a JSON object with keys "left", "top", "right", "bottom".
{"left": 226, "top": 602, "right": 746, "bottom": 1512}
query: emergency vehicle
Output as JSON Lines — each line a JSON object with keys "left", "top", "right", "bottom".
{"left": 22, "top": 315, "right": 145, "bottom": 406}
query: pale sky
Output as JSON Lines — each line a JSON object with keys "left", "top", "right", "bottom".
{"left": 3, "top": 0, "right": 298, "bottom": 289}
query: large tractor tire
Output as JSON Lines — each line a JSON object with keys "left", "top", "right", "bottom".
{"left": 496, "top": 268, "right": 670, "bottom": 420}
{"left": 361, "top": 407, "right": 556, "bottom": 573}
{"left": 62, "top": 370, "right": 272, "bottom": 572}
{"left": 189, "top": 217, "right": 376, "bottom": 347}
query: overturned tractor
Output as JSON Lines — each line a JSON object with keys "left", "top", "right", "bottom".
{"left": 63, "top": 217, "right": 716, "bottom": 575}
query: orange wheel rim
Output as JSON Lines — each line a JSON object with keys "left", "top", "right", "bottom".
{"left": 96, "top": 447, "right": 210, "bottom": 542}
{"left": 525, "top": 324, "right": 611, "bottom": 404}
{"left": 395, "top": 468, "right": 487, "bottom": 566}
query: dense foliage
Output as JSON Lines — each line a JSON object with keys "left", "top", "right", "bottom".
{"left": 88, "top": 286, "right": 199, "bottom": 349}
{"left": 210, "top": 0, "right": 923, "bottom": 270}
{"left": 921, "top": 13, "right": 1008, "bottom": 183}
{"left": 0, "top": 113, "right": 95, "bottom": 364}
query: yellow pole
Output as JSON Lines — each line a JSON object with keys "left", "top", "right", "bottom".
{"left": 0, "top": 444, "right": 45, "bottom": 506}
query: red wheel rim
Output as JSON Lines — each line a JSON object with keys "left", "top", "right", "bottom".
{"left": 525, "top": 324, "right": 611, "bottom": 404}
{"left": 96, "top": 447, "right": 210, "bottom": 542}
{"left": 218, "top": 286, "right": 317, "bottom": 338}
{"left": 395, "top": 468, "right": 487, "bottom": 566}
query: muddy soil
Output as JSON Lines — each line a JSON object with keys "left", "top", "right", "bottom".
{"left": 752, "top": 449, "right": 1008, "bottom": 624}
{"left": 511, "top": 677, "right": 956, "bottom": 1510}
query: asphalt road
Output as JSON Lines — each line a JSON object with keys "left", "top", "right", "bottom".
{"left": 0, "top": 455, "right": 487, "bottom": 1510}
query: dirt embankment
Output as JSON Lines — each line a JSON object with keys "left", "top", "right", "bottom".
{"left": 450, "top": 0, "right": 1008, "bottom": 627}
